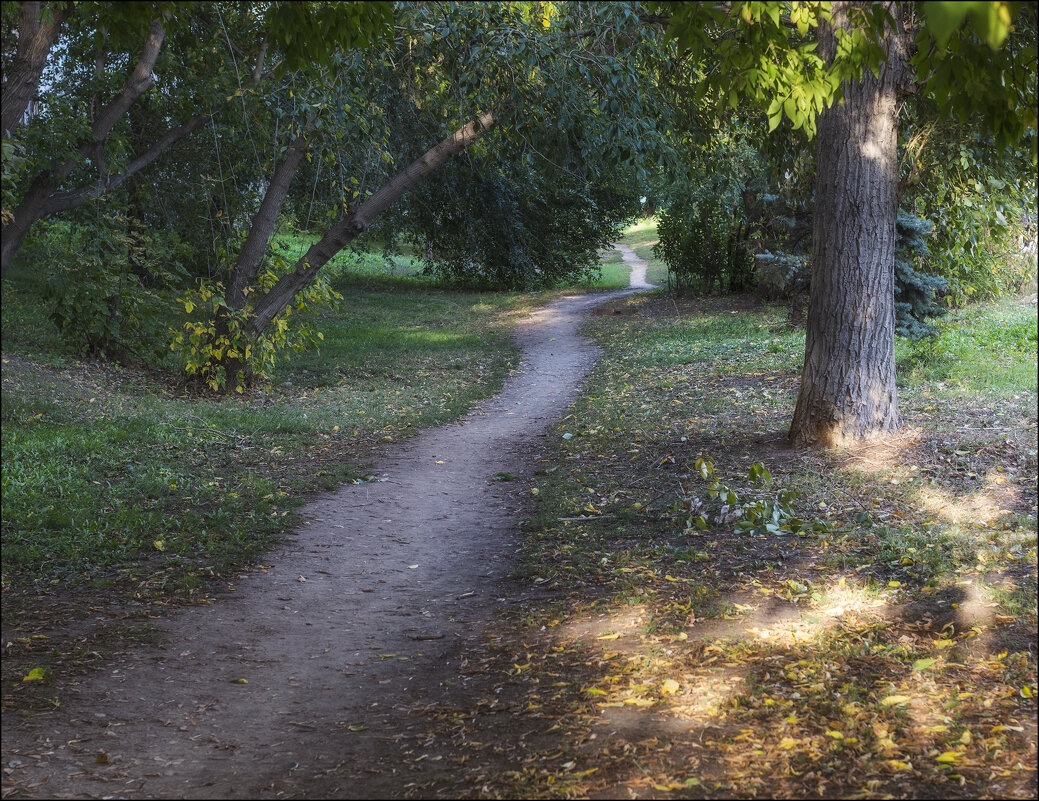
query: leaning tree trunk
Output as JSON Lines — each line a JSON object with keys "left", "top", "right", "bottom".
{"left": 788, "top": 2, "right": 910, "bottom": 447}
{"left": 247, "top": 111, "right": 496, "bottom": 334}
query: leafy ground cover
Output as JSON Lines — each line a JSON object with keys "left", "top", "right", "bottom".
{"left": 0, "top": 259, "right": 554, "bottom": 705}
{"left": 406, "top": 285, "right": 1037, "bottom": 797}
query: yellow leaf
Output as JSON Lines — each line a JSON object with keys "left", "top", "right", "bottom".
{"left": 935, "top": 751, "right": 959, "bottom": 763}
{"left": 232, "top": 678, "right": 248, "bottom": 684}
{"left": 880, "top": 695, "right": 911, "bottom": 707}
{"left": 583, "top": 687, "right": 608, "bottom": 696}
{"left": 597, "top": 633, "right": 620, "bottom": 640}
{"left": 779, "top": 737, "right": 798, "bottom": 750}
{"left": 153, "top": 540, "right": 165, "bottom": 552}
{"left": 661, "top": 678, "right": 680, "bottom": 695}
{"left": 22, "top": 668, "right": 46, "bottom": 683}
{"left": 1022, "top": 685, "right": 1034, "bottom": 698}
{"left": 623, "top": 697, "right": 654, "bottom": 707}
{"left": 825, "top": 730, "right": 844, "bottom": 739}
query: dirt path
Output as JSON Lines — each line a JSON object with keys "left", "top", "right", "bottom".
{"left": 611, "top": 243, "right": 656, "bottom": 289}
{"left": 1, "top": 288, "right": 640, "bottom": 799}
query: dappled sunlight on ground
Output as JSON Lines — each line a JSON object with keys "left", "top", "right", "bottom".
{"left": 405, "top": 288, "right": 1036, "bottom": 799}
{"left": 912, "top": 468, "right": 1024, "bottom": 527}
{"left": 836, "top": 428, "right": 925, "bottom": 475}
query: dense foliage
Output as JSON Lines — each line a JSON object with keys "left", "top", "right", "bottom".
{"left": 1, "top": 0, "right": 1035, "bottom": 380}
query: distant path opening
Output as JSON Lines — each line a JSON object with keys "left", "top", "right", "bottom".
{"left": 612, "top": 241, "right": 657, "bottom": 289}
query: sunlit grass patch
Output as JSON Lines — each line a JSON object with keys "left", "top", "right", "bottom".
{"left": 617, "top": 216, "right": 670, "bottom": 286}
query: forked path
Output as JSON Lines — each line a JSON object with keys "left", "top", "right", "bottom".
{"left": 2, "top": 288, "right": 640, "bottom": 799}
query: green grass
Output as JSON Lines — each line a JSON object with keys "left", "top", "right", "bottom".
{"left": 618, "top": 216, "right": 670, "bottom": 286}
{"left": 1, "top": 259, "right": 539, "bottom": 601}
{"left": 270, "top": 231, "right": 428, "bottom": 284}
{"left": 592, "top": 246, "right": 632, "bottom": 288}
{"left": 444, "top": 249, "right": 1037, "bottom": 798}
{"left": 897, "top": 296, "right": 1039, "bottom": 395}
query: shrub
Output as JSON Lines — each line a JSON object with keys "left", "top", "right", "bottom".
{"left": 654, "top": 197, "right": 753, "bottom": 294}
{"left": 168, "top": 244, "right": 341, "bottom": 392}
{"left": 40, "top": 212, "right": 188, "bottom": 358}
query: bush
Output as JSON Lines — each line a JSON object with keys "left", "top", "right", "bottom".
{"left": 39, "top": 212, "right": 188, "bottom": 358}
{"left": 894, "top": 212, "right": 948, "bottom": 339}
{"left": 168, "top": 244, "right": 341, "bottom": 392}
{"left": 654, "top": 197, "right": 753, "bottom": 294}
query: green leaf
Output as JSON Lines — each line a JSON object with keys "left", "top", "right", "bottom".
{"left": 921, "top": 2, "right": 980, "bottom": 46}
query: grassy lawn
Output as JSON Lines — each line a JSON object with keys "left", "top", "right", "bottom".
{"left": 594, "top": 245, "right": 632, "bottom": 288}
{"left": 1, "top": 249, "right": 550, "bottom": 701}
{"left": 412, "top": 289, "right": 1038, "bottom": 797}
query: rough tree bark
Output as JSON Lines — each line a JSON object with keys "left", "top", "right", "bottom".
{"left": 788, "top": 2, "right": 911, "bottom": 447}
{"left": 1, "top": 1, "right": 71, "bottom": 140}
{"left": 247, "top": 111, "right": 496, "bottom": 334}
{"left": 0, "top": 19, "right": 165, "bottom": 277}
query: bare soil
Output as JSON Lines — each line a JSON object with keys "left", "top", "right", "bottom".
{"left": 0, "top": 289, "right": 637, "bottom": 799}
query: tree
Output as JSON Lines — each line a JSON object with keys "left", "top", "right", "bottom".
{"left": 788, "top": 2, "right": 909, "bottom": 445}
{"left": 1, "top": 1, "right": 71, "bottom": 141}
{"left": 1, "top": 10, "right": 167, "bottom": 276}
{"left": 659, "top": 1, "right": 1036, "bottom": 446}
{"left": 0, "top": 1, "right": 394, "bottom": 277}
{"left": 198, "top": 0, "right": 668, "bottom": 388}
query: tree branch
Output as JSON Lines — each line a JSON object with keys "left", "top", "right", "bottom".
{"left": 248, "top": 111, "right": 497, "bottom": 334}
{"left": 40, "top": 112, "right": 214, "bottom": 218}
{"left": 1, "top": 1, "right": 72, "bottom": 139}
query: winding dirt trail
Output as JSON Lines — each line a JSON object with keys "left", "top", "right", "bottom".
{"left": 2, "top": 287, "right": 642, "bottom": 799}
{"left": 611, "top": 243, "right": 656, "bottom": 289}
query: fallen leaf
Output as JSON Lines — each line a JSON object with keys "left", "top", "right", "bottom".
{"left": 880, "top": 695, "right": 910, "bottom": 707}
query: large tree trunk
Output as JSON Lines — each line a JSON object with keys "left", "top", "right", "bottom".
{"left": 248, "top": 111, "right": 496, "bottom": 334}
{"left": 788, "top": 3, "right": 909, "bottom": 448}
{"left": 1, "top": 2, "right": 71, "bottom": 140}
{"left": 0, "top": 19, "right": 165, "bottom": 278}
